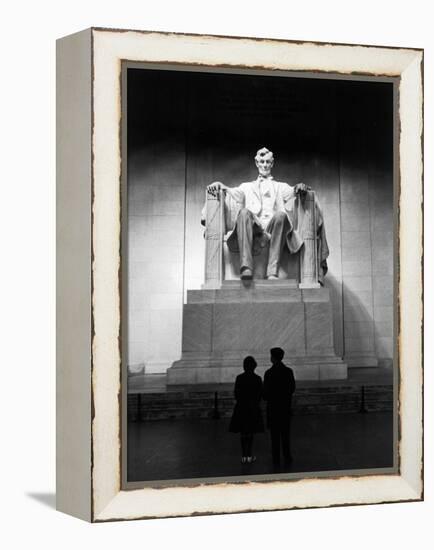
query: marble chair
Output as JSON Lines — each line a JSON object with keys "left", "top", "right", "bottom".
{"left": 203, "top": 188, "right": 314, "bottom": 289}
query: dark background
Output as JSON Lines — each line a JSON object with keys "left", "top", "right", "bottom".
{"left": 128, "top": 68, "right": 393, "bottom": 186}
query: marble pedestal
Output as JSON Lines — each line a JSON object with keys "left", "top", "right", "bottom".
{"left": 167, "top": 281, "right": 347, "bottom": 384}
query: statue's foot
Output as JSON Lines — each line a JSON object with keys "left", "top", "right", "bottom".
{"left": 240, "top": 267, "right": 253, "bottom": 280}
{"left": 267, "top": 274, "right": 279, "bottom": 280}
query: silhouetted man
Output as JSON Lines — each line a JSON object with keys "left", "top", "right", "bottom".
{"left": 263, "top": 347, "right": 296, "bottom": 468}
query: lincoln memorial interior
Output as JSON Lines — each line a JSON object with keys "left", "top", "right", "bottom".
{"left": 126, "top": 67, "right": 394, "bottom": 378}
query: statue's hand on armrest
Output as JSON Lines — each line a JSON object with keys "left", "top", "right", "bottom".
{"left": 207, "top": 181, "right": 227, "bottom": 197}
{"left": 294, "top": 182, "right": 311, "bottom": 197}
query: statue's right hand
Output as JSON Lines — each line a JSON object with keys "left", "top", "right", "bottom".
{"left": 207, "top": 181, "right": 223, "bottom": 197}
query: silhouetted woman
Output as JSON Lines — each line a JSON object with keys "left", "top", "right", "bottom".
{"left": 229, "top": 356, "right": 264, "bottom": 463}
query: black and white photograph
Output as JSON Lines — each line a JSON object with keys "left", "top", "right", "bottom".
{"left": 2, "top": 0, "right": 431, "bottom": 542}
{"left": 124, "top": 65, "right": 397, "bottom": 484}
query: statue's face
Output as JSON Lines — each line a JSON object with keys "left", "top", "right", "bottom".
{"left": 255, "top": 154, "right": 274, "bottom": 177}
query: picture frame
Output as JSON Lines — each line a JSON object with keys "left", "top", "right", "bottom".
{"left": 56, "top": 27, "right": 423, "bottom": 522}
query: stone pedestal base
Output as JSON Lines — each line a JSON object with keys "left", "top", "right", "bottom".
{"left": 167, "top": 282, "right": 347, "bottom": 384}
{"left": 344, "top": 353, "right": 379, "bottom": 368}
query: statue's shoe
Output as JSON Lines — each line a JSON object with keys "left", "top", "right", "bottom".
{"left": 267, "top": 274, "right": 279, "bottom": 280}
{"left": 240, "top": 268, "right": 253, "bottom": 280}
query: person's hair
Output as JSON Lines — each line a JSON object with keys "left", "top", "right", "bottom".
{"left": 243, "top": 356, "right": 257, "bottom": 372}
{"left": 254, "top": 147, "right": 274, "bottom": 163}
{"left": 270, "top": 347, "right": 284, "bottom": 361}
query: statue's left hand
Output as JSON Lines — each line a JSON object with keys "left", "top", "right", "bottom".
{"left": 207, "top": 181, "right": 225, "bottom": 197}
{"left": 295, "top": 182, "right": 310, "bottom": 195}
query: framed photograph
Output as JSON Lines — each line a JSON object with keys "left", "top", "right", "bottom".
{"left": 56, "top": 28, "right": 423, "bottom": 522}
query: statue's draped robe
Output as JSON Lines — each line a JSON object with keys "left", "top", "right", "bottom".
{"left": 202, "top": 179, "right": 329, "bottom": 285}
{"left": 292, "top": 193, "right": 329, "bottom": 285}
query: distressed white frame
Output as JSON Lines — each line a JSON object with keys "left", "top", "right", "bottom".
{"left": 58, "top": 28, "right": 423, "bottom": 522}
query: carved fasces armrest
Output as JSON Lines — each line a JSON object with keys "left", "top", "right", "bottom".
{"left": 295, "top": 188, "right": 323, "bottom": 288}
{"left": 203, "top": 183, "right": 226, "bottom": 287}
{"left": 204, "top": 182, "right": 226, "bottom": 239}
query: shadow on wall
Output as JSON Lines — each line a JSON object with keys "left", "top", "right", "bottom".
{"left": 323, "top": 273, "right": 344, "bottom": 358}
{"left": 325, "top": 273, "right": 393, "bottom": 368}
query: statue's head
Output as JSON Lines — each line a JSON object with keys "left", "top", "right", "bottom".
{"left": 255, "top": 147, "right": 274, "bottom": 177}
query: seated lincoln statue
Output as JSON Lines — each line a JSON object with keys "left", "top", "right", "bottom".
{"left": 204, "top": 147, "right": 329, "bottom": 284}
{"left": 167, "top": 149, "right": 346, "bottom": 386}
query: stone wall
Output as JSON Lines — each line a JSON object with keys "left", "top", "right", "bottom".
{"left": 339, "top": 82, "right": 394, "bottom": 366}
{"left": 127, "top": 70, "right": 187, "bottom": 372}
{"left": 127, "top": 69, "right": 394, "bottom": 373}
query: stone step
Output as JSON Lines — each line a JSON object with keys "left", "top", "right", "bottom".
{"left": 128, "top": 386, "right": 393, "bottom": 421}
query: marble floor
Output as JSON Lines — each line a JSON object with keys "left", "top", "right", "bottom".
{"left": 127, "top": 411, "right": 394, "bottom": 483}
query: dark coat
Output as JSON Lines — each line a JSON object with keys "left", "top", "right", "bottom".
{"left": 263, "top": 362, "right": 296, "bottom": 429}
{"left": 229, "top": 371, "right": 264, "bottom": 434}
